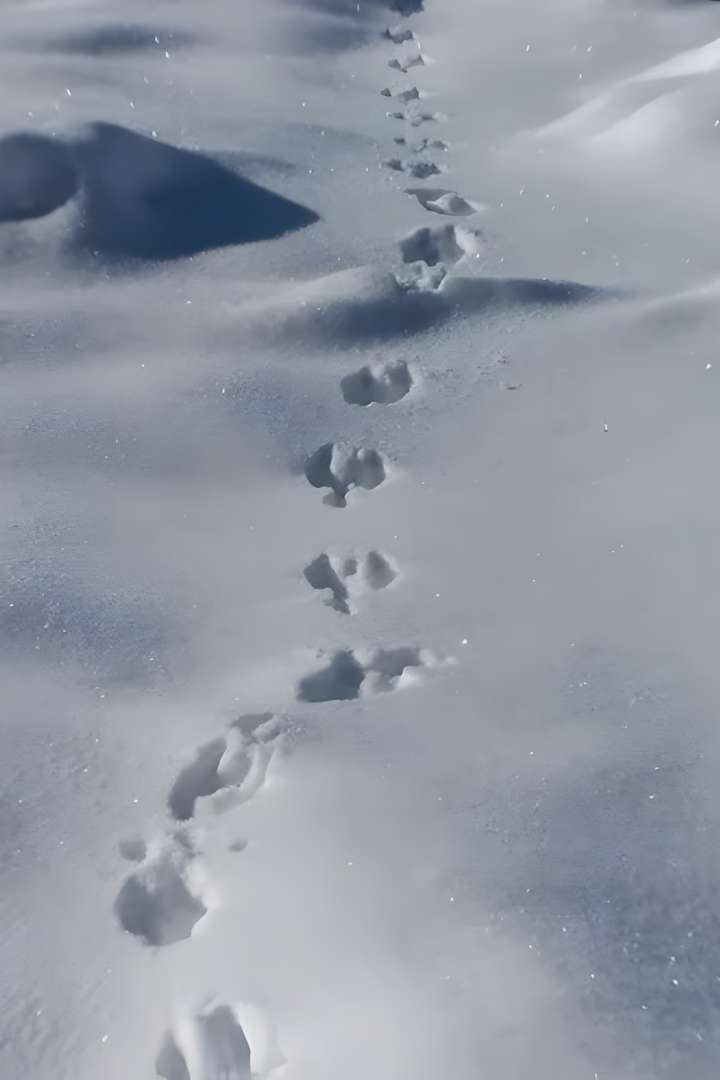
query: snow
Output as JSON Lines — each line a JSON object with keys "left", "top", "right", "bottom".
{"left": 3, "top": 0, "right": 720, "bottom": 1078}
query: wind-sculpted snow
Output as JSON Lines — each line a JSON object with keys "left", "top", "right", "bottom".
{"left": 0, "top": 134, "right": 78, "bottom": 222}
{"left": 0, "top": 122, "right": 319, "bottom": 262}
{"left": 4, "top": 0, "right": 720, "bottom": 1079}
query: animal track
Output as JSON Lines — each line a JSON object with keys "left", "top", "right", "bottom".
{"left": 400, "top": 224, "right": 483, "bottom": 268}
{"left": 304, "top": 442, "right": 387, "bottom": 507}
{"left": 388, "top": 53, "right": 425, "bottom": 74}
{"left": 297, "top": 650, "right": 365, "bottom": 702}
{"left": 385, "top": 157, "right": 443, "bottom": 179}
{"left": 407, "top": 159, "right": 442, "bottom": 178}
{"left": 156, "top": 1032, "right": 192, "bottom": 1080}
{"left": 168, "top": 713, "right": 283, "bottom": 822}
{"left": 305, "top": 554, "right": 351, "bottom": 615}
{"left": 381, "top": 87, "right": 423, "bottom": 108}
{"left": 157, "top": 1000, "right": 285, "bottom": 1080}
{"left": 363, "top": 550, "right": 398, "bottom": 590}
{"left": 304, "top": 551, "right": 397, "bottom": 614}
{"left": 115, "top": 834, "right": 208, "bottom": 947}
{"left": 413, "top": 137, "right": 449, "bottom": 154}
{"left": 394, "top": 260, "right": 447, "bottom": 291}
{"left": 385, "top": 26, "right": 416, "bottom": 46}
{"left": 393, "top": 86, "right": 422, "bottom": 105}
{"left": 157, "top": 1004, "right": 250, "bottom": 1080}
{"left": 297, "top": 646, "right": 431, "bottom": 703}
{"left": 407, "top": 187, "right": 479, "bottom": 216}
{"left": 341, "top": 359, "right": 413, "bottom": 406}
{"left": 388, "top": 109, "right": 443, "bottom": 127}
{"left": 366, "top": 646, "right": 429, "bottom": 692}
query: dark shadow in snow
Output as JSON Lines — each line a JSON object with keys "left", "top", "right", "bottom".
{"left": 443, "top": 275, "right": 602, "bottom": 310}
{"left": 119, "top": 838, "right": 147, "bottom": 863}
{"left": 298, "top": 0, "right": 396, "bottom": 11}
{"left": 341, "top": 359, "right": 412, "bottom": 405}
{"left": 400, "top": 224, "right": 482, "bottom": 269}
{"left": 390, "top": 0, "right": 424, "bottom": 12}
{"left": 367, "top": 646, "right": 423, "bottom": 691}
{"left": 70, "top": 123, "right": 319, "bottom": 261}
{"left": 157, "top": 1007, "right": 251, "bottom": 1080}
{"left": 304, "top": 551, "right": 396, "bottom": 613}
{"left": 365, "top": 551, "right": 396, "bottom": 590}
{"left": 114, "top": 848, "right": 207, "bottom": 947}
{"left": 278, "top": 272, "right": 606, "bottom": 349}
{"left": 297, "top": 650, "right": 366, "bottom": 702}
{"left": 271, "top": 3, "right": 383, "bottom": 51}
{"left": 49, "top": 24, "right": 199, "bottom": 56}
{"left": 0, "top": 123, "right": 319, "bottom": 261}
{"left": 286, "top": 0, "right": 414, "bottom": 51}
{"left": 304, "top": 441, "right": 386, "bottom": 506}
{"left": 297, "top": 644, "right": 424, "bottom": 702}
{"left": 291, "top": 0, "right": 426, "bottom": 45}
{"left": 0, "top": 134, "right": 78, "bottom": 222}
{"left": 156, "top": 1032, "right": 191, "bottom": 1080}
{"left": 168, "top": 738, "right": 227, "bottom": 822}
{"left": 167, "top": 713, "right": 277, "bottom": 822}
{"left": 197, "top": 1006, "right": 251, "bottom": 1080}
{"left": 304, "top": 553, "right": 351, "bottom": 614}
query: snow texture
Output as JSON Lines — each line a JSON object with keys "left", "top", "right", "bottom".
{"left": 4, "top": 1, "right": 720, "bottom": 1079}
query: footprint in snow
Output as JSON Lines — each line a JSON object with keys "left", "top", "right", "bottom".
{"left": 168, "top": 713, "right": 284, "bottom": 823}
{"left": 388, "top": 108, "right": 444, "bottom": 127}
{"left": 304, "top": 442, "right": 387, "bottom": 507}
{"left": 388, "top": 53, "right": 426, "bottom": 74}
{"left": 297, "top": 646, "right": 434, "bottom": 703}
{"left": 156, "top": 999, "right": 285, "bottom": 1080}
{"left": 382, "top": 86, "right": 422, "bottom": 105}
{"left": 385, "top": 26, "right": 417, "bottom": 46}
{"left": 304, "top": 551, "right": 397, "bottom": 614}
{"left": 340, "top": 359, "right": 413, "bottom": 405}
{"left": 400, "top": 224, "right": 483, "bottom": 268}
{"left": 393, "top": 260, "right": 447, "bottom": 291}
{"left": 413, "top": 137, "right": 449, "bottom": 154}
{"left": 114, "top": 832, "right": 209, "bottom": 947}
{"left": 385, "top": 157, "right": 443, "bottom": 179}
{"left": 406, "top": 187, "right": 480, "bottom": 216}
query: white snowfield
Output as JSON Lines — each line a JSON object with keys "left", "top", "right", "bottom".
{"left": 3, "top": 0, "right": 720, "bottom": 1078}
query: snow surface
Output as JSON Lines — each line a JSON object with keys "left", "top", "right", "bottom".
{"left": 4, "top": 0, "right": 720, "bottom": 1077}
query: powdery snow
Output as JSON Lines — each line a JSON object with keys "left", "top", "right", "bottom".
{"left": 3, "top": 2, "right": 720, "bottom": 1079}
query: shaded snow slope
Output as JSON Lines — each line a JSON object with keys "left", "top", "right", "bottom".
{"left": 4, "top": 2, "right": 720, "bottom": 1080}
